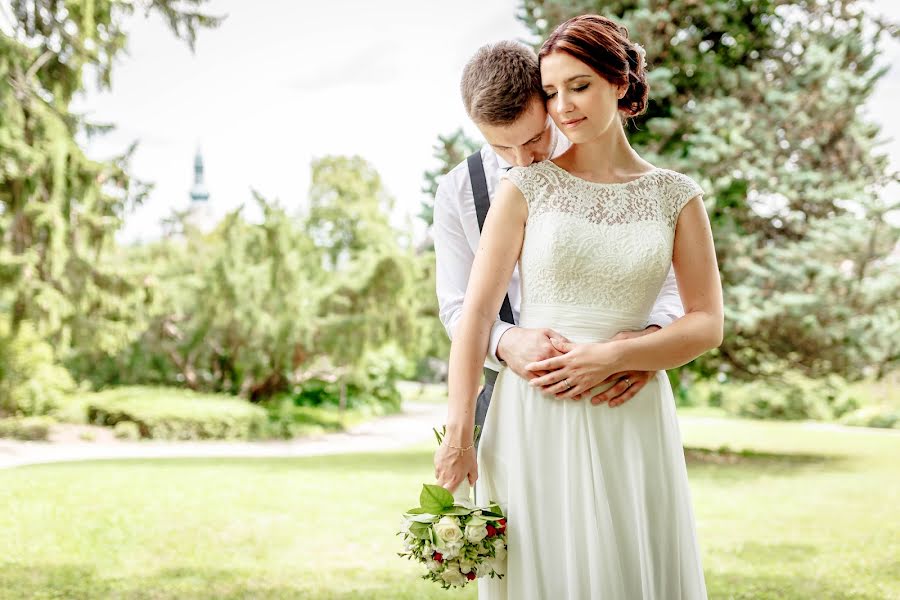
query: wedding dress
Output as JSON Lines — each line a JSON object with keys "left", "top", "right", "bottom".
{"left": 474, "top": 160, "right": 708, "bottom": 599}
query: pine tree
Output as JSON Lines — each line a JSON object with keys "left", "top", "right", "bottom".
{"left": 0, "top": 0, "right": 221, "bottom": 360}
{"left": 419, "top": 128, "right": 482, "bottom": 231}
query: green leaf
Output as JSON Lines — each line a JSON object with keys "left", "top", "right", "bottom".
{"left": 420, "top": 483, "right": 454, "bottom": 513}
{"left": 405, "top": 507, "right": 428, "bottom": 514}
{"left": 406, "top": 513, "right": 439, "bottom": 523}
{"left": 408, "top": 521, "right": 432, "bottom": 540}
{"left": 441, "top": 506, "right": 473, "bottom": 516}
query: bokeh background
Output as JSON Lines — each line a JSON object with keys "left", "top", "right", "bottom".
{"left": 0, "top": 1, "right": 898, "bottom": 599}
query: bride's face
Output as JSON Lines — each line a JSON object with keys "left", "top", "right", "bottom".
{"left": 540, "top": 51, "right": 625, "bottom": 144}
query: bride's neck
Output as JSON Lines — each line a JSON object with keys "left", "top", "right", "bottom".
{"left": 563, "top": 120, "right": 648, "bottom": 177}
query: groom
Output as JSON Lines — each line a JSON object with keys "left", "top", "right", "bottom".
{"left": 433, "top": 41, "right": 684, "bottom": 445}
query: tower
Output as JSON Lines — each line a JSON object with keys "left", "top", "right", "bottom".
{"left": 186, "top": 148, "right": 216, "bottom": 232}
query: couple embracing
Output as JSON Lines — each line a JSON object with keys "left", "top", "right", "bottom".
{"left": 432, "top": 14, "right": 722, "bottom": 599}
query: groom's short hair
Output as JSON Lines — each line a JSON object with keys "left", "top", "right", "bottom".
{"left": 461, "top": 41, "right": 542, "bottom": 126}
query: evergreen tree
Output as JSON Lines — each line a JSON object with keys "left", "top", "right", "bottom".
{"left": 515, "top": 0, "right": 900, "bottom": 380}
{"left": 0, "top": 0, "right": 221, "bottom": 361}
{"left": 419, "top": 128, "right": 482, "bottom": 230}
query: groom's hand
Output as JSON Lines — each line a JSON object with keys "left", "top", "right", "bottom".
{"left": 496, "top": 327, "right": 569, "bottom": 381}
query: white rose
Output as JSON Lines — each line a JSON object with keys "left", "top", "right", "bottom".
{"left": 441, "top": 539, "right": 463, "bottom": 560}
{"left": 492, "top": 538, "right": 507, "bottom": 561}
{"left": 465, "top": 521, "right": 488, "bottom": 543}
{"left": 440, "top": 566, "right": 468, "bottom": 587}
{"left": 459, "top": 558, "right": 475, "bottom": 574}
{"left": 489, "top": 556, "right": 506, "bottom": 575}
{"left": 433, "top": 516, "right": 463, "bottom": 545}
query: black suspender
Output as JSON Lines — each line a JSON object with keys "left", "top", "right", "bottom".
{"left": 466, "top": 151, "right": 516, "bottom": 326}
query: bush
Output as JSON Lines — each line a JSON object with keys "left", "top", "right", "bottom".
{"left": 292, "top": 348, "right": 407, "bottom": 412}
{"left": 690, "top": 372, "right": 861, "bottom": 421}
{"left": 0, "top": 416, "right": 56, "bottom": 441}
{"left": 85, "top": 387, "right": 268, "bottom": 441}
{"left": 0, "top": 321, "right": 78, "bottom": 417}
{"left": 839, "top": 405, "right": 900, "bottom": 429}
{"left": 113, "top": 421, "right": 142, "bottom": 440}
{"left": 263, "top": 395, "right": 401, "bottom": 439}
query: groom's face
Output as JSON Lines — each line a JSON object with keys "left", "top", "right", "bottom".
{"left": 477, "top": 98, "right": 554, "bottom": 167}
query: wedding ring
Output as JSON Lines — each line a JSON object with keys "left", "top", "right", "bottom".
{"left": 623, "top": 377, "right": 632, "bottom": 387}
{"left": 563, "top": 378, "right": 571, "bottom": 389}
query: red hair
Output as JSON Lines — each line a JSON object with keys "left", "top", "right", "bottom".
{"left": 539, "top": 14, "right": 649, "bottom": 116}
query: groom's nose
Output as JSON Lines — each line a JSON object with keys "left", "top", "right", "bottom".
{"left": 512, "top": 148, "right": 535, "bottom": 167}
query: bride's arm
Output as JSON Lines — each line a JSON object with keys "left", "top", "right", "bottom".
{"left": 525, "top": 195, "right": 722, "bottom": 387}
{"left": 434, "top": 180, "right": 528, "bottom": 491}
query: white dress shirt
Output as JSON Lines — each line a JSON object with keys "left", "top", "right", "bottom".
{"left": 433, "top": 127, "right": 684, "bottom": 371}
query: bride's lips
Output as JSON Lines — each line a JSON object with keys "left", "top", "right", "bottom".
{"left": 562, "top": 117, "right": 586, "bottom": 128}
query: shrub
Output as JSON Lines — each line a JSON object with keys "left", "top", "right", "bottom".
{"left": 113, "top": 421, "right": 142, "bottom": 440}
{"left": 690, "top": 372, "right": 861, "bottom": 421}
{"left": 85, "top": 387, "right": 268, "bottom": 441}
{"left": 839, "top": 405, "right": 900, "bottom": 429}
{"left": 0, "top": 321, "right": 77, "bottom": 417}
{"left": 0, "top": 416, "right": 56, "bottom": 441}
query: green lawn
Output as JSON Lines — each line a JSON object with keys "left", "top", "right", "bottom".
{"left": 0, "top": 415, "right": 898, "bottom": 599}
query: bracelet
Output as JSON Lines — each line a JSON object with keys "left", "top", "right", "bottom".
{"left": 446, "top": 441, "right": 475, "bottom": 453}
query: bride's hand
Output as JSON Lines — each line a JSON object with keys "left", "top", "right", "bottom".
{"left": 434, "top": 442, "right": 478, "bottom": 493}
{"left": 525, "top": 339, "right": 621, "bottom": 401}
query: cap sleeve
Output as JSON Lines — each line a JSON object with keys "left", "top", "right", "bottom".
{"left": 668, "top": 172, "right": 704, "bottom": 227}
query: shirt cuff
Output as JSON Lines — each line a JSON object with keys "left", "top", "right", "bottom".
{"left": 487, "top": 321, "right": 516, "bottom": 370}
{"left": 644, "top": 312, "right": 673, "bottom": 330}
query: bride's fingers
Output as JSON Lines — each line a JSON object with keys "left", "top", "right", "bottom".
{"left": 525, "top": 355, "right": 566, "bottom": 373}
{"left": 542, "top": 377, "right": 576, "bottom": 397}
{"left": 529, "top": 370, "right": 567, "bottom": 388}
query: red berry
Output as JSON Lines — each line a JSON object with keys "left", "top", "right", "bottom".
{"left": 433, "top": 552, "right": 443, "bottom": 563}
{"left": 486, "top": 524, "right": 497, "bottom": 537}
{"left": 497, "top": 519, "right": 507, "bottom": 532}
{"left": 466, "top": 571, "right": 477, "bottom": 581}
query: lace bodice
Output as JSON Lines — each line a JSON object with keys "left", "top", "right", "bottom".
{"left": 502, "top": 161, "right": 703, "bottom": 317}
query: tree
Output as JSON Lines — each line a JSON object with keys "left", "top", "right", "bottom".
{"left": 419, "top": 128, "right": 482, "bottom": 230}
{"left": 515, "top": 0, "right": 900, "bottom": 380}
{"left": 0, "top": 0, "right": 221, "bottom": 360}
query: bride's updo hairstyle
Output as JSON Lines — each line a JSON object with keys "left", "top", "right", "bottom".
{"left": 539, "top": 14, "right": 649, "bottom": 117}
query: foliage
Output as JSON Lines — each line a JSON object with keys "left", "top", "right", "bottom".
{"left": 72, "top": 156, "right": 431, "bottom": 407}
{"left": 0, "top": 0, "right": 221, "bottom": 365}
{"left": 84, "top": 386, "right": 268, "bottom": 440}
{"left": 689, "top": 371, "right": 861, "bottom": 421}
{"left": 839, "top": 404, "right": 900, "bottom": 429}
{"left": 0, "top": 415, "right": 54, "bottom": 440}
{"left": 510, "top": 0, "right": 900, "bottom": 381}
{"left": 0, "top": 320, "right": 77, "bottom": 417}
{"left": 420, "top": 128, "right": 482, "bottom": 230}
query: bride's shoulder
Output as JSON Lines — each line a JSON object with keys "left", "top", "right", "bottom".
{"left": 652, "top": 168, "right": 703, "bottom": 196}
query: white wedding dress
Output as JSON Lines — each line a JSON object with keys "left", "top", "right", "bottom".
{"left": 474, "top": 161, "right": 708, "bottom": 599}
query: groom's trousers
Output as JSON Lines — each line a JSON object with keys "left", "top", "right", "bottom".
{"left": 474, "top": 367, "right": 499, "bottom": 452}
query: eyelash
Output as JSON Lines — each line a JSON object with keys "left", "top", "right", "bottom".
{"left": 545, "top": 84, "right": 589, "bottom": 100}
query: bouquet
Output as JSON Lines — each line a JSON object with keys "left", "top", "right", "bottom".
{"left": 397, "top": 426, "right": 507, "bottom": 589}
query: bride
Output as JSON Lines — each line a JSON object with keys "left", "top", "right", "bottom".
{"left": 433, "top": 14, "right": 722, "bottom": 599}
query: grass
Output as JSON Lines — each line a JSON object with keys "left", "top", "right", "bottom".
{"left": 0, "top": 415, "right": 898, "bottom": 599}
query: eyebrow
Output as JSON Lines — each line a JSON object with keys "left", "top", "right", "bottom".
{"left": 542, "top": 74, "right": 591, "bottom": 90}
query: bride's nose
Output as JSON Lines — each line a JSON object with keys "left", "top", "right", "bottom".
{"left": 554, "top": 91, "right": 574, "bottom": 115}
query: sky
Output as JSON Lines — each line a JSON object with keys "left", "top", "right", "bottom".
{"left": 71, "top": 0, "right": 900, "bottom": 243}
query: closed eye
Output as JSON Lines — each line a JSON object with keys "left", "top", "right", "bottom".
{"left": 544, "top": 84, "right": 589, "bottom": 101}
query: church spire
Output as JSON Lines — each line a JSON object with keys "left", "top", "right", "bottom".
{"left": 190, "top": 148, "right": 210, "bottom": 203}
